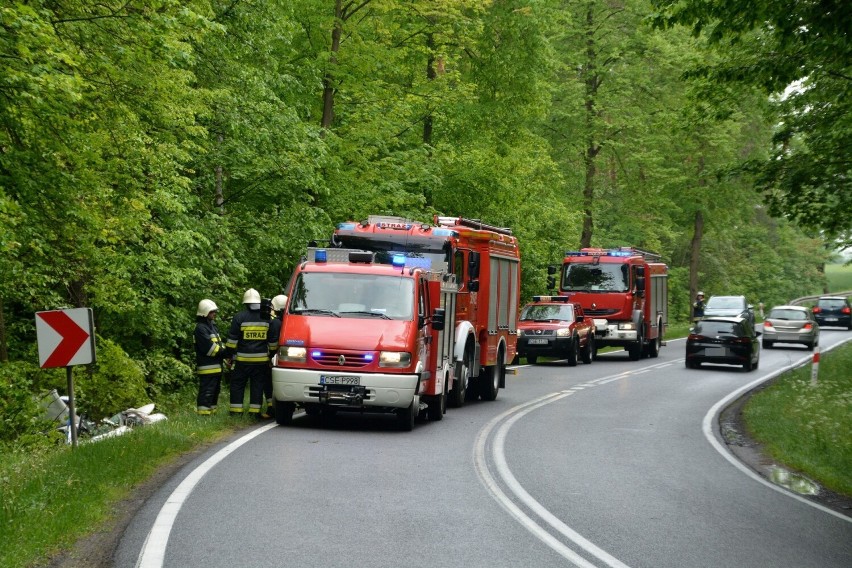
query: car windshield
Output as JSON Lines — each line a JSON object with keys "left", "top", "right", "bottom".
{"left": 694, "top": 321, "right": 743, "bottom": 337}
{"left": 706, "top": 297, "right": 745, "bottom": 309}
{"left": 289, "top": 272, "right": 414, "bottom": 320}
{"left": 818, "top": 299, "right": 846, "bottom": 309}
{"left": 520, "top": 304, "right": 574, "bottom": 321}
{"left": 562, "top": 263, "right": 629, "bottom": 292}
{"left": 769, "top": 309, "right": 807, "bottom": 321}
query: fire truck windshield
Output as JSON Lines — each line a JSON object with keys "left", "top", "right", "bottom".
{"left": 562, "top": 263, "right": 629, "bottom": 292}
{"left": 334, "top": 234, "right": 450, "bottom": 272}
{"left": 289, "top": 273, "right": 414, "bottom": 320}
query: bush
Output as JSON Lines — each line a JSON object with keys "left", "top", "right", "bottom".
{"left": 0, "top": 361, "right": 62, "bottom": 450}
{"left": 73, "top": 337, "right": 151, "bottom": 419}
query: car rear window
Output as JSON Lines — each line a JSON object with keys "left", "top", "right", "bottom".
{"left": 818, "top": 299, "right": 846, "bottom": 309}
{"left": 706, "top": 297, "right": 744, "bottom": 309}
{"left": 769, "top": 309, "right": 807, "bottom": 320}
{"left": 695, "top": 321, "right": 743, "bottom": 336}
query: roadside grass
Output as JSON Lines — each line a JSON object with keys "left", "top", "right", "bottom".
{"left": 825, "top": 263, "right": 852, "bottom": 293}
{"left": 0, "top": 404, "right": 254, "bottom": 568}
{"left": 743, "top": 342, "right": 852, "bottom": 496}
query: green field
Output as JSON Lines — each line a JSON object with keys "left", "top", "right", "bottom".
{"left": 825, "top": 262, "right": 852, "bottom": 293}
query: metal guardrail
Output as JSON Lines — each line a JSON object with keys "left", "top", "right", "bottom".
{"left": 789, "top": 290, "right": 852, "bottom": 306}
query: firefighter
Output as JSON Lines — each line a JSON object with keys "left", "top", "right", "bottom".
{"left": 194, "top": 299, "right": 227, "bottom": 415}
{"left": 692, "top": 291, "right": 706, "bottom": 322}
{"left": 224, "top": 288, "right": 270, "bottom": 416}
{"left": 261, "top": 294, "right": 288, "bottom": 419}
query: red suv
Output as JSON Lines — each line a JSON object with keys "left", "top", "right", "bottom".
{"left": 516, "top": 296, "right": 595, "bottom": 366}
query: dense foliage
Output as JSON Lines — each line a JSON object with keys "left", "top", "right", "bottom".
{"left": 0, "top": 1, "right": 837, "bottom": 444}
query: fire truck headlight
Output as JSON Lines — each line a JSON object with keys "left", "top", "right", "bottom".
{"left": 279, "top": 346, "right": 306, "bottom": 363}
{"left": 556, "top": 327, "right": 571, "bottom": 337}
{"left": 518, "top": 329, "right": 526, "bottom": 337}
{"left": 618, "top": 322, "right": 636, "bottom": 331}
{"left": 379, "top": 351, "right": 411, "bottom": 368}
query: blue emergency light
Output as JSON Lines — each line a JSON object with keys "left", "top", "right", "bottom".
{"left": 315, "top": 249, "right": 327, "bottom": 263}
{"left": 364, "top": 354, "right": 374, "bottom": 362}
{"left": 311, "top": 350, "right": 322, "bottom": 358}
{"left": 392, "top": 254, "right": 406, "bottom": 267}
{"left": 432, "top": 228, "right": 457, "bottom": 237}
{"left": 337, "top": 223, "right": 357, "bottom": 230}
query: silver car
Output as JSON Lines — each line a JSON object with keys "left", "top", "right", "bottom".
{"left": 762, "top": 305, "right": 820, "bottom": 350}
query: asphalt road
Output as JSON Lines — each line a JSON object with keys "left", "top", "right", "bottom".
{"left": 117, "top": 330, "right": 852, "bottom": 568}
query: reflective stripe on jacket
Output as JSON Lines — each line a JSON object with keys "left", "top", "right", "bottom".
{"left": 225, "top": 309, "right": 270, "bottom": 364}
{"left": 195, "top": 319, "right": 225, "bottom": 375}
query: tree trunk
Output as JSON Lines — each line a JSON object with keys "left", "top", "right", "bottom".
{"left": 215, "top": 133, "right": 225, "bottom": 214}
{"left": 579, "top": 5, "right": 599, "bottom": 249}
{"left": 321, "top": 0, "right": 344, "bottom": 131}
{"left": 689, "top": 208, "right": 704, "bottom": 318}
{"left": 0, "top": 296, "right": 8, "bottom": 362}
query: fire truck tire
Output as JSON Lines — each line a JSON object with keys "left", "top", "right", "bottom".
{"left": 275, "top": 401, "right": 295, "bottom": 425}
{"left": 450, "top": 348, "right": 472, "bottom": 408}
{"left": 480, "top": 348, "right": 504, "bottom": 401}
{"left": 427, "top": 380, "right": 447, "bottom": 421}
{"left": 581, "top": 335, "right": 593, "bottom": 364}
{"left": 304, "top": 404, "right": 321, "bottom": 416}
{"left": 397, "top": 401, "right": 416, "bottom": 431}
{"left": 646, "top": 326, "right": 661, "bottom": 358}
{"left": 566, "top": 337, "right": 579, "bottom": 367}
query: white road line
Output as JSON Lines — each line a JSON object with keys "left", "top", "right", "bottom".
{"left": 135, "top": 422, "right": 278, "bottom": 568}
{"left": 703, "top": 338, "right": 852, "bottom": 523}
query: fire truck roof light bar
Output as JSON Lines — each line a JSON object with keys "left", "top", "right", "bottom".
{"left": 564, "top": 247, "right": 661, "bottom": 261}
{"left": 532, "top": 295, "right": 570, "bottom": 303}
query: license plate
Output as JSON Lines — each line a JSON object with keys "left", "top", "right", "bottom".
{"left": 320, "top": 375, "right": 360, "bottom": 385}
{"left": 528, "top": 338, "right": 549, "bottom": 345}
{"left": 705, "top": 347, "right": 726, "bottom": 357}
{"left": 825, "top": 317, "right": 838, "bottom": 322}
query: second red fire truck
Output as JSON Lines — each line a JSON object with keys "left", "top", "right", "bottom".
{"left": 548, "top": 247, "right": 668, "bottom": 360}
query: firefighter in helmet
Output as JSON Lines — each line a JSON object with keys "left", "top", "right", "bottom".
{"left": 692, "top": 291, "right": 706, "bottom": 322}
{"left": 261, "top": 294, "right": 288, "bottom": 419}
{"left": 224, "top": 288, "right": 270, "bottom": 416}
{"left": 194, "top": 299, "right": 227, "bottom": 415}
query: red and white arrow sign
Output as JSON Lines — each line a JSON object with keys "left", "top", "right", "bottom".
{"left": 36, "top": 308, "right": 96, "bottom": 368}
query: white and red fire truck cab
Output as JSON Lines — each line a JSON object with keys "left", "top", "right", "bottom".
{"left": 271, "top": 248, "right": 456, "bottom": 430}
{"left": 549, "top": 247, "right": 668, "bottom": 360}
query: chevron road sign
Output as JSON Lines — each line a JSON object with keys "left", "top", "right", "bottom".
{"left": 36, "top": 308, "right": 96, "bottom": 368}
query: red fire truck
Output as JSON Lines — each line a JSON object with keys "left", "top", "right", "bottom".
{"left": 329, "top": 215, "right": 521, "bottom": 406}
{"left": 271, "top": 249, "right": 455, "bottom": 430}
{"left": 548, "top": 247, "right": 667, "bottom": 360}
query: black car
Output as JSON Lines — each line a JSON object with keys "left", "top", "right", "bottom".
{"left": 685, "top": 316, "right": 761, "bottom": 372}
{"left": 703, "top": 295, "right": 755, "bottom": 329}
{"left": 812, "top": 296, "right": 852, "bottom": 330}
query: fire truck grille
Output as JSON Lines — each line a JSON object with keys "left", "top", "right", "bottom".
{"left": 585, "top": 308, "right": 619, "bottom": 317}
{"left": 312, "top": 350, "right": 372, "bottom": 368}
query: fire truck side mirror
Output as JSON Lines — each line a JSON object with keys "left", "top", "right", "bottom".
{"left": 547, "top": 265, "right": 557, "bottom": 275}
{"left": 469, "top": 279, "right": 480, "bottom": 292}
{"left": 635, "top": 276, "right": 646, "bottom": 296}
{"left": 468, "top": 252, "right": 481, "bottom": 279}
{"left": 635, "top": 266, "right": 645, "bottom": 277}
{"left": 432, "top": 308, "right": 446, "bottom": 331}
{"left": 546, "top": 275, "right": 555, "bottom": 290}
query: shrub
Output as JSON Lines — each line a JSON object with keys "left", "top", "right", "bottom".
{"left": 0, "top": 361, "right": 61, "bottom": 450}
{"left": 73, "top": 337, "right": 151, "bottom": 419}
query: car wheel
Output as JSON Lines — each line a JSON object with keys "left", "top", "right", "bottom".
{"left": 806, "top": 341, "right": 814, "bottom": 351}
{"left": 527, "top": 355, "right": 538, "bottom": 364}
{"left": 581, "top": 334, "right": 594, "bottom": 364}
{"left": 762, "top": 340, "right": 773, "bottom": 349}
{"left": 743, "top": 358, "right": 753, "bottom": 372}
{"left": 566, "top": 337, "right": 579, "bottom": 367}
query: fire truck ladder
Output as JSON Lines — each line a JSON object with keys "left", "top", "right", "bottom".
{"left": 616, "top": 247, "right": 661, "bottom": 262}
{"left": 435, "top": 216, "right": 513, "bottom": 236}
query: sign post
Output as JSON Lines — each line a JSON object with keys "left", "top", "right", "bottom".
{"left": 810, "top": 346, "right": 820, "bottom": 387}
{"left": 36, "top": 308, "right": 96, "bottom": 448}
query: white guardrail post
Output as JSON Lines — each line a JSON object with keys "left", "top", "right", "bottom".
{"left": 810, "top": 346, "right": 820, "bottom": 386}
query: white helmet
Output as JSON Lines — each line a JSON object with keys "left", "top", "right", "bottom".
{"left": 271, "top": 294, "right": 288, "bottom": 311}
{"left": 197, "top": 299, "right": 218, "bottom": 317}
{"left": 697, "top": 291, "right": 705, "bottom": 297}
{"left": 242, "top": 288, "right": 261, "bottom": 304}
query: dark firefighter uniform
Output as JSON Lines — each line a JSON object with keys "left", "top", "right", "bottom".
{"left": 225, "top": 294, "right": 270, "bottom": 415}
{"left": 194, "top": 301, "right": 226, "bottom": 414}
{"left": 263, "top": 305, "right": 283, "bottom": 418}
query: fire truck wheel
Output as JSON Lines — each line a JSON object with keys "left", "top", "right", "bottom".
{"left": 450, "top": 349, "right": 472, "bottom": 408}
{"left": 304, "top": 404, "right": 321, "bottom": 416}
{"left": 427, "top": 380, "right": 447, "bottom": 421}
{"left": 275, "top": 401, "right": 295, "bottom": 425}
{"left": 566, "top": 337, "right": 579, "bottom": 367}
{"left": 581, "top": 335, "right": 593, "bottom": 364}
{"left": 480, "top": 348, "right": 504, "bottom": 401}
{"left": 397, "top": 401, "right": 416, "bottom": 431}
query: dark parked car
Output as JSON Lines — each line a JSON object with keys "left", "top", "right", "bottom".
{"left": 517, "top": 295, "right": 595, "bottom": 366}
{"left": 685, "top": 316, "right": 761, "bottom": 372}
{"left": 812, "top": 296, "right": 852, "bottom": 330}
{"left": 703, "top": 295, "right": 755, "bottom": 329}
{"left": 762, "top": 305, "right": 819, "bottom": 350}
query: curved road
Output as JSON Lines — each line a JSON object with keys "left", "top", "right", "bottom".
{"left": 118, "top": 331, "right": 852, "bottom": 568}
